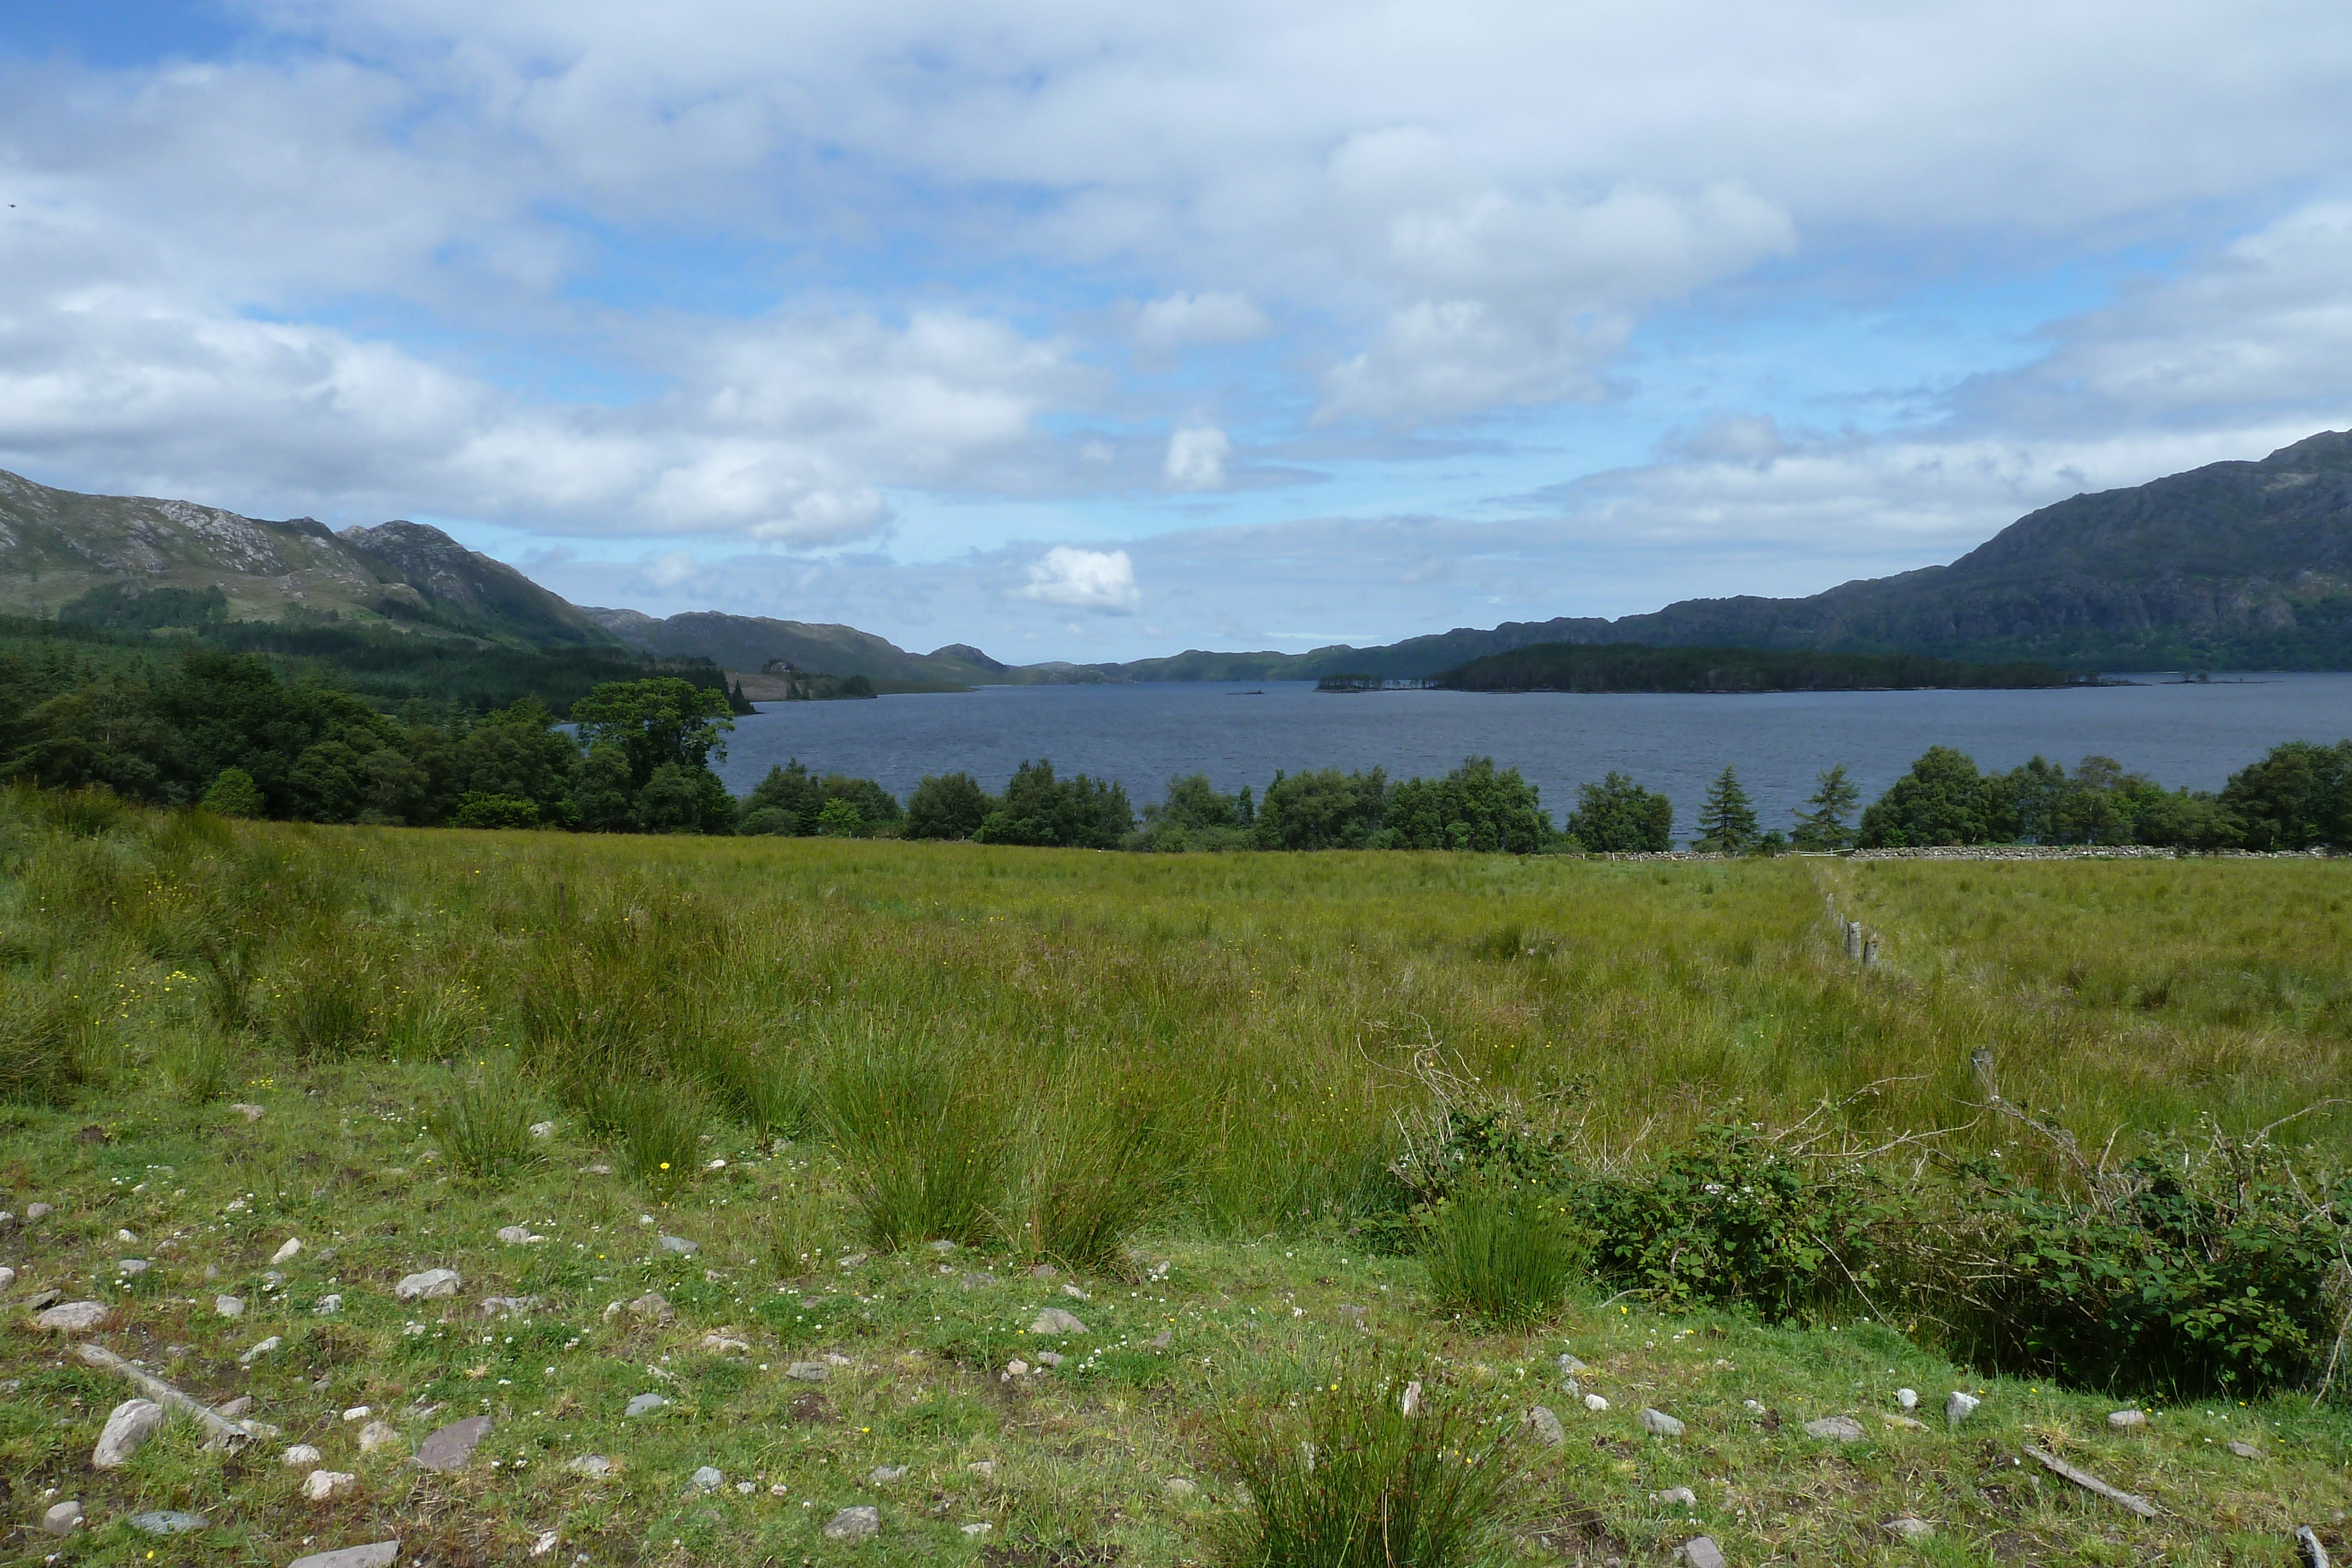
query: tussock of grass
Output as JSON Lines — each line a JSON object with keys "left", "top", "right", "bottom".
{"left": 1418, "top": 1178, "right": 1581, "bottom": 1323}
{"left": 616, "top": 1080, "right": 706, "bottom": 1198}
{"left": 824, "top": 1038, "right": 1008, "bottom": 1249}
{"left": 429, "top": 1062, "right": 541, "bottom": 1181}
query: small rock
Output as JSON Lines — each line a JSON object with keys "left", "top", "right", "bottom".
{"left": 41, "top": 1500, "right": 83, "bottom": 1535}
{"left": 836, "top": 1252, "right": 868, "bottom": 1269}
{"left": 1030, "top": 1308, "right": 1087, "bottom": 1335}
{"left": 1147, "top": 1330, "right": 1173, "bottom": 1350}
{"left": 959, "top": 1272, "right": 999, "bottom": 1289}
{"left": 1559, "top": 1375, "right": 1581, "bottom": 1398}
{"left": 1883, "top": 1516, "right": 1934, "bottom": 1540}
{"left": 395, "top": 1268, "right": 460, "bottom": 1300}
{"left": 1805, "top": 1415, "right": 1867, "bottom": 1443}
{"left": 629, "top": 1290, "right": 673, "bottom": 1323}
{"left": 1005, "top": 1359, "right": 1031, "bottom": 1376}
{"left": 1742, "top": 1399, "right": 1766, "bottom": 1414}
{"left": 626, "top": 1393, "right": 669, "bottom": 1417}
{"left": 691, "top": 1465, "right": 724, "bottom": 1490}
{"left": 529, "top": 1121, "right": 556, "bottom": 1139}
{"left": 284, "top": 1443, "right": 325, "bottom": 1466}
{"left": 480, "top": 1295, "right": 540, "bottom": 1319}
{"left": 1894, "top": 1387, "right": 1919, "bottom": 1410}
{"left": 659, "top": 1235, "right": 699, "bottom": 1256}
{"left": 239, "top": 1335, "right": 283, "bottom": 1365}
{"left": 128, "top": 1510, "right": 210, "bottom": 1534}
{"left": 272, "top": 1238, "right": 303, "bottom": 1264}
{"left": 215, "top": 1294, "right": 246, "bottom": 1318}
{"left": 358, "top": 1421, "right": 402, "bottom": 1455}
{"left": 2227, "top": 1439, "right": 2263, "bottom": 1459}
{"left": 26, "top": 1201, "right": 55, "bottom": 1219}
{"left": 286, "top": 1543, "right": 400, "bottom": 1568}
{"left": 93, "top": 1399, "right": 166, "bottom": 1468}
{"left": 230, "top": 1104, "right": 265, "bottom": 1121}
{"left": 968, "top": 1460, "right": 997, "bottom": 1479}
{"left": 117, "top": 1257, "right": 150, "bottom": 1276}
{"left": 1061, "top": 1282, "right": 1090, "bottom": 1300}
{"left": 1640, "top": 1407, "right": 1686, "bottom": 1438}
{"left": 118, "top": 1228, "right": 140, "bottom": 1243}
{"left": 868, "top": 1465, "right": 907, "bottom": 1484}
{"left": 928, "top": 1239, "right": 957, "bottom": 1253}
{"left": 262, "top": 1269, "right": 287, "bottom": 1290}
{"left": 415, "top": 1413, "right": 491, "bottom": 1472}
{"left": 34, "top": 1300, "right": 109, "bottom": 1332}
{"left": 1029, "top": 1263, "right": 1058, "bottom": 1279}
{"left": 1681, "top": 1536, "right": 1728, "bottom": 1568}
{"left": 496, "top": 1225, "right": 539, "bottom": 1245}
{"left": 1165, "top": 1476, "right": 1198, "bottom": 1497}
{"left": 703, "top": 1333, "right": 752, "bottom": 1352}
{"left": 28, "top": 1287, "right": 63, "bottom": 1309}
{"left": 1882, "top": 1414, "right": 1927, "bottom": 1430}
{"left": 1035, "top": 1351, "right": 1066, "bottom": 1369}
{"left": 961, "top": 1523, "right": 993, "bottom": 1536}
{"left": 1653, "top": 1486, "right": 1699, "bottom": 1507}
{"left": 786, "top": 1361, "right": 830, "bottom": 1382}
{"left": 0, "top": 1265, "right": 12, "bottom": 1288}
{"left": 315, "top": 1293, "right": 343, "bottom": 1315}
{"left": 567, "top": 1454, "right": 614, "bottom": 1476}
{"left": 218, "top": 1395, "right": 253, "bottom": 1417}
{"left": 531, "top": 1529, "right": 560, "bottom": 1556}
{"left": 1558, "top": 1352, "right": 1589, "bottom": 1375}
{"left": 1583, "top": 1393, "right": 1609, "bottom": 1413}
{"left": 2107, "top": 1409, "right": 2147, "bottom": 1429}
{"left": 1527, "top": 1405, "right": 1565, "bottom": 1446}
{"left": 304, "top": 1469, "right": 358, "bottom": 1500}
{"left": 823, "top": 1505, "right": 880, "bottom": 1540}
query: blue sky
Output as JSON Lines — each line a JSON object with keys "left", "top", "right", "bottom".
{"left": 4, "top": 1, "right": 2351, "bottom": 663}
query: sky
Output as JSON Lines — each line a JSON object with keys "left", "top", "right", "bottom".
{"left": 3, "top": 2, "right": 2351, "bottom": 664}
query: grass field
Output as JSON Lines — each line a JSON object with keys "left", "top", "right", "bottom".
{"left": 2, "top": 795, "right": 2348, "bottom": 1565}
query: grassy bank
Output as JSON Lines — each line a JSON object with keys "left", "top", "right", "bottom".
{"left": 3, "top": 795, "right": 2348, "bottom": 1564}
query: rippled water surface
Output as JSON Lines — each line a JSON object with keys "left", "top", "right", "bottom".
{"left": 713, "top": 674, "right": 2352, "bottom": 833}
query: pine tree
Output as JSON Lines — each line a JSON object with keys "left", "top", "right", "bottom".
{"left": 1791, "top": 763, "right": 1860, "bottom": 849}
{"left": 1695, "top": 765, "right": 1759, "bottom": 852}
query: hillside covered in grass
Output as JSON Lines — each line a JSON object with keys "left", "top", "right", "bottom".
{"left": 2, "top": 798, "right": 2347, "bottom": 1564}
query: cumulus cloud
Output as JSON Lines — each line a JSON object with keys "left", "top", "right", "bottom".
{"left": 1133, "top": 292, "right": 1269, "bottom": 351}
{"left": 1162, "top": 426, "right": 1232, "bottom": 491}
{"left": 1017, "top": 546, "right": 1141, "bottom": 611}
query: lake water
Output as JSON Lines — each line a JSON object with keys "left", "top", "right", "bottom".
{"left": 713, "top": 674, "right": 2352, "bottom": 835}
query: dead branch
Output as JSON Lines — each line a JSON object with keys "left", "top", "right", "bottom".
{"left": 2023, "top": 1445, "right": 2157, "bottom": 1519}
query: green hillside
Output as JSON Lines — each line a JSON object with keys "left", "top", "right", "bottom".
{"left": 1433, "top": 642, "right": 2087, "bottom": 693}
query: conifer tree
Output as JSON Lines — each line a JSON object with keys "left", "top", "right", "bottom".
{"left": 1695, "top": 765, "right": 1760, "bottom": 852}
{"left": 1791, "top": 763, "right": 1861, "bottom": 849}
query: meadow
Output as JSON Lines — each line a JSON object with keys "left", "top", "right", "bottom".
{"left": 2, "top": 791, "right": 2348, "bottom": 1565}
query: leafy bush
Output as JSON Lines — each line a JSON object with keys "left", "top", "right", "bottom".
{"left": 429, "top": 1066, "right": 542, "bottom": 1181}
{"left": 1564, "top": 772, "right": 1672, "bottom": 851}
{"left": 823, "top": 1041, "right": 1008, "bottom": 1249}
{"left": 1418, "top": 1175, "right": 1581, "bottom": 1322}
{"left": 201, "top": 767, "right": 266, "bottom": 818}
{"left": 904, "top": 771, "right": 995, "bottom": 840}
{"left": 1220, "top": 1356, "right": 1516, "bottom": 1568}
{"left": 449, "top": 791, "right": 539, "bottom": 829}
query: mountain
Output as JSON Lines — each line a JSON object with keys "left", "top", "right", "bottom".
{"left": 1046, "top": 429, "right": 2352, "bottom": 679}
{"left": 0, "top": 468, "right": 615, "bottom": 646}
{"left": 579, "top": 608, "right": 1005, "bottom": 690}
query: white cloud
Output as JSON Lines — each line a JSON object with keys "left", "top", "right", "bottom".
{"left": 1133, "top": 292, "right": 1269, "bottom": 351}
{"left": 1162, "top": 426, "right": 1232, "bottom": 491}
{"left": 1016, "top": 546, "right": 1141, "bottom": 611}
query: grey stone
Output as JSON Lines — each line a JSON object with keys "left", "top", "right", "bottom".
{"left": 128, "top": 1510, "right": 210, "bottom": 1534}
{"left": 26, "top": 1201, "right": 54, "bottom": 1219}
{"left": 416, "top": 1414, "right": 490, "bottom": 1472}
{"left": 529, "top": 1121, "right": 556, "bottom": 1139}
{"left": 0, "top": 1265, "right": 11, "bottom": 1288}
{"left": 283, "top": 1443, "right": 325, "bottom": 1466}
{"left": 395, "top": 1268, "right": 460, "bottom": 1300}
{"left": 629, "top": 1290, "right": 673, "bottom": 1323}
{"left": 1147, "top": 1330, "right": 1173, "bottom": 1350}
{"left": 28, "top": 1288, "right": 62, "bottom": 1310}
{"left": 2227, "top": 1439, "right": 2263, "bottom": 1459}
{"left": 836, "top": 1252, "right": 868, "bottom": 1269}
{"left": 1945, "top": 1390, "right": 1980, "bottom": 1426}
{"left": 625, "top": 1393, "right": 669, "bottom": 1417}
{"left": 1061, "top": 1282, "right": 1090, "bottom": 1300}
{"left": 230, "top": 1104, "right": 265, "bottom": 1122}
{"left": 928, "top": 1239, "right": 957, "bottom": 1253}
{"left": 272, "top": 1238, "right": 303, "bottom": 1264}
{"left": 1893, "top": 1387, "right": 1919, "bottom": 1410}
{"left": 691, "top": 1465, "right": 724, "bottom": 1490}
{"left": 1640, "top": 1407, "right": 1686, "bottom": 1438}
{"left": 1028, "top": 1263, "right": 1057, "bottom": 1279}
{"left": 702, "top": 1333, "right": 751, "bottom": 1352}
{"left": 1030, "top": 1308, "right": 1087, "bottom": 1335}
{"left": 967, "top": 1460, "right": 996, "bottom": 1479}
{"left": 1742, "top": 1399, "right": 1766, "bottom": 1414}
{"left": 958, "top": 1272, "right": 999, "bottom": 1289}
{"left": 303, "top": 1469, "right": 357, "bottom": 1500}
{"left": 117, "top": 1258, "right": 150, "bottom": 1276}
{"left": 786, "top": 1361, "right": 830, "bottom": 1381}
{"left": 41, "top": 1500, "right": 82, "bottom": 1535}
{"left": 823, "top": 1506, "right": 880, "bottom": 1540}
{"left": 238, "top": 1334, "right": 283, "bottom": 1365}
{"left": 659, "top": 1235, "right": 699, "bottom": 1256}
{"left": 315, "top": 1293, "right": 343, "bottom": 1315}
{"left": 1653, "top": 1486, "right": 1699, "bottom": 1507}
{"left": 496, "top": 1225, "right": 539, "bottom": 1245}
{"left": 479, "top": 1295, "right": 539, "bottom": 1318}
{"left": 93, "top": 1398, "right": 167, "bottom": 1468}
{"left": 218, "top": 1396, "right": 253, "bottom": 1418}
{"left": 1034, "top": 1350, "right": 1064, "bottom": 1368}
{"left": 1681, "top": 1536, "right": 1727, "bottom": 1568}
{"left": 285, "top": 1543, "right": 400, "bottom": 1568}
{"left": 34, "top": 1299, "right": 108, "bottom": 1331}
{"left": 1882, "top": 1413, "right": 1927, "bottom": 1431}
{"left": 1527, "top": 1405, "right": 1565, "bottom": 1446}
{"left": 1805, "top": 1415, "right": 1867, "bottom": 1443}
{"left": 1165, "top": 1477, "right": 1198, "bottom": 1497}
{"left": 215, "top": 1294, "right": 246, "bottom": 1318}
{"left": 1883, "top": 1516, "right": 1934, "bottom": 1540}
{"left": 1558, "top": 1352, "right": 1588, "bottom": 1375}
{"left": 566, "top": 1454, "right": 613, "bottom": 1477}
{"left": 868, "top": 1465, "right": 907, "bottom": 1484}
{"left": 1583, "top": 1393, "right": 1609, "bottom": 1412}
{"left": 357, "top": 1420, "right": 402, "bottom": 1455}
{"left": 2107, "top": 1409, "right": 2147, "bottom": 1429}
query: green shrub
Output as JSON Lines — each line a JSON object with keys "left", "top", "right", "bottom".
{"left": 201, "top": 767, "right": 266, "bottom": 818}
{"left": 823, "top": 1041, "right": 1008, "bottom": 1249}
{"left": 450, "top": 791, "right": 540, "bottom": 829}
{"left": 1418, "top": 1176, "right": 1581, "bottom": 1323}
{"left": 1220, "top": 1356, "right": 1516, "bottom": 1568}
{"left": 429, "top": 1065, "right": 541, "bottom": 1181}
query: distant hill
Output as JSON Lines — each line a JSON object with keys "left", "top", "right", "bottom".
{"left": 1429, "top": 643, "right": 2086, "bottom": 694}
{"left": 0, "top": 468, "right": 614, "bottom": 646}
{"left": 580, "top": 608, "right": 1006, "bottom": 691}
{"left": 1045, "top": 429, "right": 2352, "bottom": 679}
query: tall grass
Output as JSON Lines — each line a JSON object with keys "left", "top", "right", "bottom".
{"left": 1220, "top": 1356, "right": 1516, "bottom": 1568}
{"left": 1008, "top": 1095, "right": 1174, "bottom": 1272}
{"left": 615, "top": 1082, "right": 706, "bottom": 1199}
{"left": 429, "top": 1063, "right": 541, "bottom": 1181}
{"left": 1418, "top": 1178, "right": 1581, "bottom": 1323}
{"left": 823, "top": 1037, "right": 1008, "bottom": 1249}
